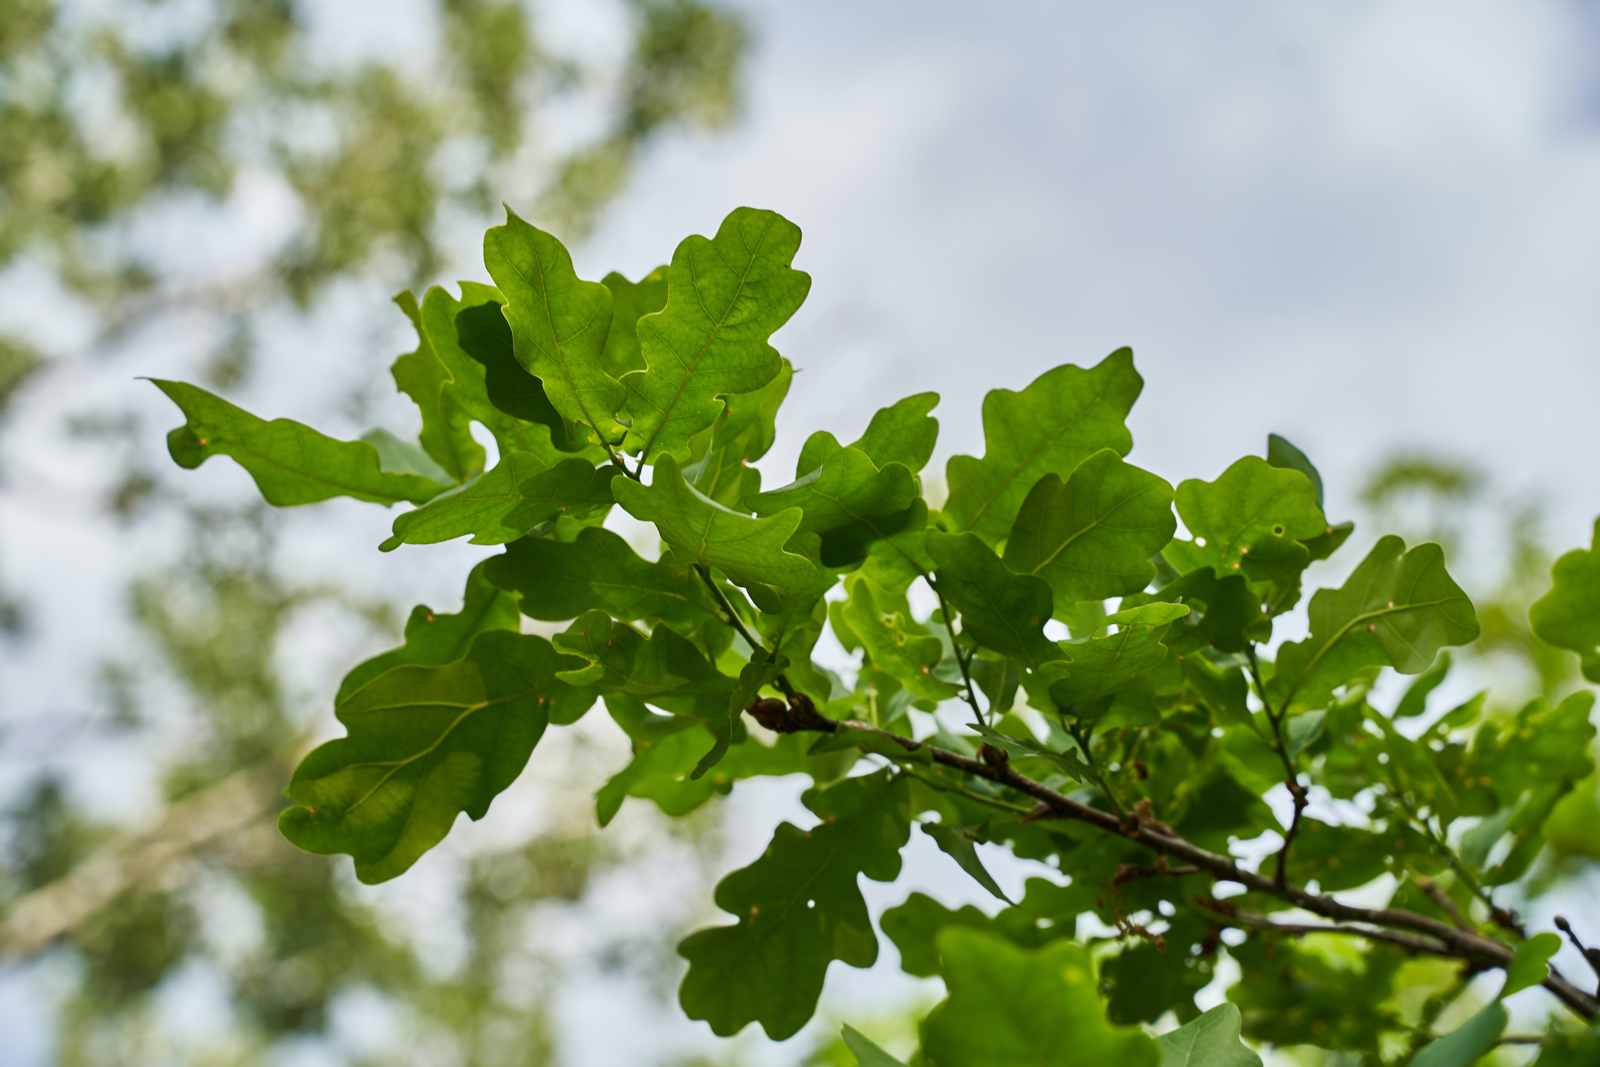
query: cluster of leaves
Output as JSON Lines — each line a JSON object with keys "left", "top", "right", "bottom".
{"left": 155, "top": 204, "right": 1600, "bottom": 1063}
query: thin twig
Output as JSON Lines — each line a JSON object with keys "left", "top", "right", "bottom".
{"left": 930, "top": 580, "right": 987, "bottom": 727}
{"left": 752, "top": 709, "right": 1600, "bottom": 1022}
{"left": 691, "top": 564, "right": 798, "bottom": 701}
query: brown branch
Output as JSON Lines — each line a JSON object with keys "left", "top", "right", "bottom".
{"left": 746, "top": 701, "right": 1600, "bottom": 1022}
{"left": 1195, "top": 902, "right": 1457, "bottom": 957}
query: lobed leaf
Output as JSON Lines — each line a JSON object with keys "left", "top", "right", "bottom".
{"left": 1529, "top": 517, "right": 1600, "bottom": 682}
{"left": 612, "top": 454, "right": 816, "bottom": 594}
{"left": 836, "top": 574, "right": 959, "bottom": 703}
{"left": 1269, "top": 536, "right": 1479, "bottom": 713}
{"left": 749, "top": 447, "right": 918, "bottom": 534}
{"left": 943, "top": 349, "right": 1142, "bottom": 543}
{"left": 336, "top": 561, "right": 520, "bottom": 704}
{"left": 154, "top": 380, "right": 445, "bottom": 506}
{"left": 391, "top": 291, "right": 484, "bottom": 483}
{"left": 623, "top": 206, "right": 811, "bottom": 462}
{"left": 1002, "top": 448, "right": 1176, "bottom": 613}
{"left": 678, "top": 770, "right": 910, "bottom": 1039}
{"left": 380, "top": 455, "right": 615, "bottom": 550}
{"left": 484, "top": 208, "right": 624, "bottom": 440}
{"left": 797, "top": 391, "right": 940, "bottom": 477}
{"left": 927, "top": 532, "right": 1062, "bottom": 670}
{"left": 1175, "top": 456, "right": 1327, "bottom": 581}
{"left": 1032, "top": 603, "right": 1191, "bottom": 718}
{"left": 279, "top": 631, "right": 589, "bottom": 883}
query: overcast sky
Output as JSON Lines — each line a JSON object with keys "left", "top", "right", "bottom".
{"left": 4, "top": 1, "right": 1600, "bottom": 1063}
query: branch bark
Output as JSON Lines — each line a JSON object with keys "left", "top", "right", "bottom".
{"left": 753, "top": 698, "right": 1600, "bottom": 1022}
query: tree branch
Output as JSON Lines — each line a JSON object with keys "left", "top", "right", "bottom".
{"left": 747, "top": 701, "right": 1600, "bottom": 1022}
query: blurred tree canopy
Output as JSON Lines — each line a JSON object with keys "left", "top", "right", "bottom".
{"left": 0, "top": 0, "right": 753, "bottom": 1062}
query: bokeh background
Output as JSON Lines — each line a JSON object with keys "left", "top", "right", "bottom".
{"left": 2, "top": 1, "right": 1598, "bottom": 1064}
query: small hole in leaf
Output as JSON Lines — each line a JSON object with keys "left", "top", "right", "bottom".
{"left": 807, "top": 899, "right": 816, "bottom": 909}
{"left": 1195, "top": 536, "right": 1207, "bottom": 547}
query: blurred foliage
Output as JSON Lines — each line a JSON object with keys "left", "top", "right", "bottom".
{"left": 0, "top": 0, "right": 749, "bottom": 1061}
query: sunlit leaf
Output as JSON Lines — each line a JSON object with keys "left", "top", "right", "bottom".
{"left": 1002, "top": 448, "right": 1175, "bottom": 612}
{"left": 623, "top": 206, "right": 811, "bottom": 462}
{"left": 336, "top": 561, "right": 520, "bottom": 704}
{"left": 484, "top": 207, "right": 624, "bottom": 440}
{"left": 381, "top": 455, "right": 614, "bottom": 550}
{"left": 391, "top": 290, "right": 483, "bottom": 483}
{"left": 750, "top": 447, "right": 917, "bottom": 534}
{"left": 612, "top": 454, "right": 816, "bottom": 594}
{"left": 1175, "top": 456, "right": 1326, "bottom": 581}
{"left": 943, "top": 349, "right": 1142, "bottom": 542}
{"left": 154, "top": 380, "right": 445, "bottom": 506}
{"left": 1269, "top": 536, "right": 1479, "bottom": 713}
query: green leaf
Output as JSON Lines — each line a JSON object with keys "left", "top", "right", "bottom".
{"left": 842, "top": 1025, "right": 910, "bottom": 1067}
{"left": 552, "top": 609, "right": 734, "bottom": 718}
{"left": 1156, "top": 1004, "right": 1262, "bottom": 1067}
{"left": 799, "top": 391, "right": 941, "bottom": 477}
{"left": 391, "top": 290, "right": 483, "bottom": 483}
{"left": 413, "top": 283, "right": 565, "bottom": 458}
{"left": 359, "top": 428, "right": 455, "bottom": 483}
{"left": 968, "top": 723, "right": 1092, "bottom": 781}
{"left": 943, "top": 349, "right": 1142, "bottom": 543}
{"left": 1034, "top": 603, "right": 1190, "bottom": 718}
{"left": 1285, "top": 710, "right": 1325, "bottom": 761}
{"left": 600, "top": 266, "right": 668, "bottom": 378}
{"left": 920, "top": 928, "right": 1159, "bottom": 1067}
{"left": 837, "top": 574, "right": 959, "bottom": 703}
{"left": 484, "top": 525, "right": 721, "bottom": 630}
{"left": 678, "top": 770, "right": 911, "bottom": 1039}
{"left": 1265, "top": 433, "right": 1324, "bottom": 510}
{"left": 154, "top": 379, "right": 445, "bottom": 506}
{"left": 1002, "top": 449, "right": 1176, "bottom": 612}
{"left": 595, "top": 695, "right": 810, "bottom": 826}
{"left": 694, "top": 650, "right": 787, "bottom": 779}
{"left": 380, "top": 455, "right": 614, "bottom": 551}
{"left": 1500, "top": 931, "right": 1561, "bottom": 998}
{"left": 1394, "top": 651, "right": 1451, "bottom": 719}
{"left": 1175, "top": 456, "right": 1327, "bottom": 581}
{"left": 483, "top": 207, "right": 624, "bottom": 440}
{"left": 927, "top": 532, "right": 1063, "bottom": 670}
{"left": 1530, "top": 517, "right": 1600, "bottom": 682}
{"left": 749, "top": 447, "right": 918, "bottom": 534}
{"left": 1269, "top": 536, "right": 1479, "bottom": 713}
{"left": 623, "top": 206, "right": 811, "bottom": 462}
{"left": 921, "top": 822, "right": 1011, "bottom": 903}
{"left": 336, "top": 561, "right": 520, "bottom": 704}
{"left": 453, "top": 295, "right": 578, "bottom": 452}
{"left": 279, "top": 631, "right": 588, "bottom": 883}
{"left": 612, "top": 454, "right": 816, "bottom": 594}
{"left": 1409, "top": 1002, "right": 1508, "bottom": 1067}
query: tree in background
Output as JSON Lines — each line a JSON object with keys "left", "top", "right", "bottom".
{"left": 0, "top": 0, "right": 752, "bottom": 1061}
